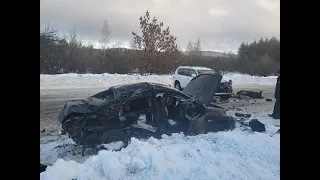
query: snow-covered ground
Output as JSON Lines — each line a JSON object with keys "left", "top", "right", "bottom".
{"left": 41, "top": 132, "right": 279, "bottom": 180}
{"left": 40, "top": 116, "right": 280, "bottom": 180}
{"left": 40, "top": 73, "right": 280, "bottom": 180}
{"left": 40, "top": 73, "right": 277, "bottom": 90}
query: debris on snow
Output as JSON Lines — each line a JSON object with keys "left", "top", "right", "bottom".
{"left": 249, "top": 119, "right": 266, "bottom": 132}
{"left": 235, "top": 112, "right": 251, "bottom": 118}
{"left": 237, "top": 90, "right": 264, "bottom": 99}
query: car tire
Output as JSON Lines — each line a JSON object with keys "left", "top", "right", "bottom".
{"left": 99, "top": 130, "right": 129, "bottom": 147}
{"left": 174, "top": 81, "right": 182, "bottom": 90}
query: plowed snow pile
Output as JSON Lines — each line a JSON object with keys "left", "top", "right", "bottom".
{"left": 40, "top": 130, "right": 280, "bottom": 180}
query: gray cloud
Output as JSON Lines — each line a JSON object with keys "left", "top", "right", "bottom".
{"left": 40, "top": 0, "right": 279, "bottom": 53}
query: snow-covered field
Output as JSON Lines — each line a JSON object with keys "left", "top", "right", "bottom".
{"left": 40, "top": 73, "right": 280, "bottom": 180}
{"left": 41, "top": 123, "right": 279, "bottom": 180}
{"left": 40, "top": 73, "right": 277, "bottom": 90}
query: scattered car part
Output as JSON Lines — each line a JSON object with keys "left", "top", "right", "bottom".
{"left": 40, "top": 163, "right": 47, "bottom": 173}
{"left": 249, "top": 119, "right": 266, "bottom": 132}
{"left": 237, "top": 90, "right": 264, "bottom": 99}
{"left": 235, "top": 113, "right": 251, "bottom": 118}
{"left": 216, "top": 80, "right": 233, "bottom": 99}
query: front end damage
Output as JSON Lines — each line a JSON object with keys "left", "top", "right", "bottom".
{"left": 58, "top": 99, "right": 102, "bottom": 146}
{"left": 215, "top": 80, "right": 233, "bottom": 98}
{"left": 58, "top": 100, "right": 91, "bottom": 123}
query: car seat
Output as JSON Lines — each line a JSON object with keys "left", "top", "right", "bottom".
{"left": 156, "top": 96, "right": 168, "bottom": 124}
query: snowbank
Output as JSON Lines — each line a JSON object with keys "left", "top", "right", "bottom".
{"left": 40, "top": 73, "right": 277, "bottom": 90}
{"left": 41, "top": 130, "right": 280, "bottom": 180}
{"left": 222, "top": 72, "right": 277, "bottom": 86}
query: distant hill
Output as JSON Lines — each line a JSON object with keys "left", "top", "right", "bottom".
{"left": 92, "top": 47, "right": 237, "bottom": 58}
{"left": 182, "top": 51, "right": 237, "bottom": 58}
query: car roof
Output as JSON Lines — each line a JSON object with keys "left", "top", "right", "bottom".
{"left": 111, "top": 82, "right": 188, "bottom": 99}
{"left": 177, "top": 66, "right": 212, "bottom": 70}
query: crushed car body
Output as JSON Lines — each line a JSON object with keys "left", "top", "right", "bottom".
{"left": 58, "top": 72, "right": 236, "bottom": 146}
{"left": 216, "top": 80, "right": 233, "bottom": 99}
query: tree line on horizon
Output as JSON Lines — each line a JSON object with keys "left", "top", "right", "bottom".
{"left": 40, "top": 10, "right": 280, "bottom": 76}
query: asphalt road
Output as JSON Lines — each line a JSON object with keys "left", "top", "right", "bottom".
{"left": 40, "top": 85, "right": 277, "bottom": 137}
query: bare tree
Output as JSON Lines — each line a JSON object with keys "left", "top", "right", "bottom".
{"left": 97, "top": 20, "right": 112, "bottom": 73}
{"left": 131, "top": 10, "right": 181, "bottom": 74}
{"left": 186, "top": 41, "right": 194, "bottom": 65}
{"left": 194, "top": 38, "right": 202, "bottom": 58}
{"left": 186, "top": 38, "right": 202, "bottom": 65}
{"left": 66, "top": 29, "right": 83, "bottom": 73}
{"left": 100, "top": 20, "right": 111, "bottom": 50}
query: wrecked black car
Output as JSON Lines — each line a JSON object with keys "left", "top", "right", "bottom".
{"left": 216, "top": 80, "right": 233, "bottom": 99}
{"left": 58, "top": 73, "right": 235, "bottom": 146}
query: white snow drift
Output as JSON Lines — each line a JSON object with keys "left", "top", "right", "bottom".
{"left": 41, "top": 130, "right": 280, "bottom": 180}
{"left": 40, "top": 73, "right": 277, "bottom": 90}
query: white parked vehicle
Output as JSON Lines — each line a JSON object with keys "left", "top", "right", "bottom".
{"left": 172, "top": 66, "right": 214, "bottom": 89}
{"left": 172, "top": 66, "right": 233, "bottom": 99}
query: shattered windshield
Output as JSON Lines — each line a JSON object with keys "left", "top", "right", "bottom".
{"left": 87, "top": 89, "right": 115, "bottom": 106}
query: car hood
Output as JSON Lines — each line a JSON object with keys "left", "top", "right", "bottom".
{"left": 182, "top": 72, "right": 223, "bottom": 106}
{"left": 58, "top": 99, "right": 91, "bottom": 123}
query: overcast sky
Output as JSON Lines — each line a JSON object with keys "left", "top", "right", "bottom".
{"left": 40, "top": 0, "right": 279, "bottom": 53}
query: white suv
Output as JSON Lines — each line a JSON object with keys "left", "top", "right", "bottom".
{"left": 172, "top": 66, "right": 233, "bottom": 98}
{"left": 172, "top": 66, "right": 214, "bottom": 90}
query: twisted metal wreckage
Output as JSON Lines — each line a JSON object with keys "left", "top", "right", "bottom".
{"left": 56, "top": 73, "right": 236, "bottom": 156}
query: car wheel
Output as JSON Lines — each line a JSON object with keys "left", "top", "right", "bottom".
{"left": 99, "top": 130, "right": 129, "bottom": 147}
{"left": 174, "top": 81, "right": 182, "bottom": 90}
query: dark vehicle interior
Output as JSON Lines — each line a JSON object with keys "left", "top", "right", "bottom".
{"left": 155, "top": 93, "right": 190, "bottom": 130}
{"left": 118, "top": 96, "right": 153, "bottom": 124}
{"left": 117, "top": 91, "right": 192, "bottom": 132}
